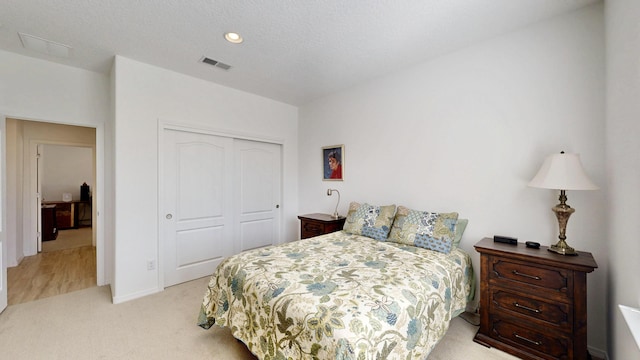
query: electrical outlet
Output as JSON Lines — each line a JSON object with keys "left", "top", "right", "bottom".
{"left": 147, "top": 260, "right": 156, "bottom": 271}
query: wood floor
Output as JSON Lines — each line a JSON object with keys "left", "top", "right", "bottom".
{"left": 7, "top": 244, "right": 96, "bottom": 306}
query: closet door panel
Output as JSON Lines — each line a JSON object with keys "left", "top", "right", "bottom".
{"left": 163, "top": 129, "right": 233, "bottom": 287}
{"left": 235, "top": 140, "right": 281, "bottom": 252}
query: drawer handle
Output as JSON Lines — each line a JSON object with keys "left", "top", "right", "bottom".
{"left": 514, "top": 302, "right": 541, "bottom": 314}
{"left": 514, "top": 333, "right": 542, "bottom": 346}
{"left": 512, "top": 270, "right": 541, "bottom": 280}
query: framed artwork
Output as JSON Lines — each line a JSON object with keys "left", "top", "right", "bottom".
{"left": 322, "top": 145, "right": 344, "bottom": 181}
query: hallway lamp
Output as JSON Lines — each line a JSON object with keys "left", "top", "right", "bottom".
{"left": 528, "top": 151, "right": 598, "bottom": 255}
{"left": 326, "top": 189, "right": 340, "bottom": 219}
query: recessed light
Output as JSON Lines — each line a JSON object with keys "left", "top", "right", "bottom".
{"left": 224, "top": 32, "right": 243, "bottom": 44}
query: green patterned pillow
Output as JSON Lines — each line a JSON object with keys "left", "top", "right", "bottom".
{"left": 388, "top": 206, "right": 459, "bottom": 253}
{"left": 343, "top": 202, "right": 396, "bottom": 241}
{"left": 452, "top": 218, "right": 468, "bottom": 248}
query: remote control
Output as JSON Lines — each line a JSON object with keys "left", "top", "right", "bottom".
{"left": 493, "top": 235, "right": 518, "bottom": 245}
{"left": 525, "top": 241, "right": 540, "bottom": 249}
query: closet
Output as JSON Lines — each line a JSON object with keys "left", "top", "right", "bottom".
{"left": 161, "top": 128, "right": 282, "bottom": 286}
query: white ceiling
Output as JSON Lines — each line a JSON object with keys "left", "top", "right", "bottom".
{"left": 0, "top": 0, "right": 598, "bottom": 106}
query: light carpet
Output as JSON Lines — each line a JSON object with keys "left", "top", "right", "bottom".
{"left": 0, "top": 276, "right": 517, "bottom": 359}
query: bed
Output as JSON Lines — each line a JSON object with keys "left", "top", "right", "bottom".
{"left": 198, "top": 203, "right": 474, "bottom": 359}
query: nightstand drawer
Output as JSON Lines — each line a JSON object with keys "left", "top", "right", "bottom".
{"left": 298, "top": 214, "right": 346, "bottom": 239}
{"left": 490, "top": 289, "right": 571, "bottom": 329}
{"left": 490, "top": 315, "right": 571, "bottom": 360}
{"left": 302, "top": 222, "right": 324, "bottom": 238}
{"left": 489, "top": 258, "right": 569, "bottom": 298}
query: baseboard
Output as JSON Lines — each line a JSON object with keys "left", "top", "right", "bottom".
{"left": 588, "top": 345, "right": 609, "bottom": 360}
{"left": 112, "top": 286, "right": 161, "bottom": 304}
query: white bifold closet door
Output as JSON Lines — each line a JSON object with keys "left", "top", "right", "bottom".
{"left": 162, "top": 129, "right": 281, "bottom": 287}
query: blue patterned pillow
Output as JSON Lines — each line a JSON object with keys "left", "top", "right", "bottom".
{"left": 388, "top": 206, "right": 459, "bottom": 253}
{"left": 343, "top": 202, "right": 396, "bottom": 241}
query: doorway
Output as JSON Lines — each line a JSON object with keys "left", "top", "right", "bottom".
{"left": 5, "top": 119, "right": 99, "bottom": 305}
{"left": 38, "top": 144, "right": 94, "bottom": 253}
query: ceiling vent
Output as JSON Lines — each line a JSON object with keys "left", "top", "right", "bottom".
{"left": 19, "top": 32, "right": 72, "bottom": 58}
{"left": 200, "top": 56, "right": 231, "bottom": 71}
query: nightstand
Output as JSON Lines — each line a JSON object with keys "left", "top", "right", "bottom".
{"left": 297, "top": 213, "right": 346, "bottom": 239}
{"left": 473, "top": 237, "right": 597, "bottom": 360}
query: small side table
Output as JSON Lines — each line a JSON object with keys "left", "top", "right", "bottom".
{"left": 473, "top": 237, "right": 597, "bottom": 360}
{"left": 297, "top": 213, "right": 346, "bottom": 239}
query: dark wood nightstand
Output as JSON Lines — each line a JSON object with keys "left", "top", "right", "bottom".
{"left": 473, "top": 237, "right": 597, "bottom": 360}
{"left": 297, "top": 213, "right": 346, "bottom": 239}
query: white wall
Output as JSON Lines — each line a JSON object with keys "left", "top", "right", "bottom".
{"left": 4, "top": 119, "right": 23, "bottom": 267}
{"left": 0, "top": 50, "right": 109, "bottom": 125}
{"left": 605, "top": 0, "right": 640, "bottom": 358}
{"left": 299, "top": 4, "right": 608, "bottom": 356}
{"left": 41, "top": 144, "right": 93, "bottom": 202}
{"left": 0, "top": 50, "right": 109, "bottom": 272}
{"left": 112, "top": 56, "right": 298, "bottom": 303}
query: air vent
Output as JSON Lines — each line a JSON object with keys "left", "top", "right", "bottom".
{"left": 200, "top": 56, "right": 232, "bottom": 71}
{"left": 19, "top": 32, "right": 72, "bottom": 58}
{"left": 215, "top": 62, "right": 231, "bottom": 71}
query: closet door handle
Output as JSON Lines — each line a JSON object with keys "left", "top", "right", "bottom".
{"left": 166, "top": 214, "right": 173, "bottom": 220}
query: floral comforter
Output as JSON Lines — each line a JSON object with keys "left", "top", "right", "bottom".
{"left": 198, "top": 231, "right": 474, "bottom": 360}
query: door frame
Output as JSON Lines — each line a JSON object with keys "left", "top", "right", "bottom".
{"left": 0, "top": 115, "right": 7, "bottom": 312}
{"left": 14, "top": 119, "right": 107, "bottom": 287}
{"left": 36, "top": 144, "right": 43, "bottom": 253}
{"left": 157, "top": 119, "right": 284, "bottom": 289}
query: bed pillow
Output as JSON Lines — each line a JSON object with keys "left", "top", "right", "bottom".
{"left": 388, "top": 206, "right": 459, "bottom": 254}
{"left": 452, "top": 218, "right": 468, "bottom": 249}
{"left": 342, "top": 202, "right": 396, "bottom": 241}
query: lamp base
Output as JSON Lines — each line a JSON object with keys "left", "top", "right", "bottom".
{"left": 549, "top": 191, "right": 579, "bottom": 256}
{"left": 548, "top": 240, "right": 578, "bottom": 256}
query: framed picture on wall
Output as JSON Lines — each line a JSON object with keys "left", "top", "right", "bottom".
{"left": 322, "top": 145, "right": 344, "bottom": 181}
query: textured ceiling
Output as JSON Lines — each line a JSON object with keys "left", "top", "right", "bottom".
{"left": 0, "top": 0, "right": 598, "bottom": 106}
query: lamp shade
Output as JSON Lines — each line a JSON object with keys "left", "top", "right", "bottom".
{"left": 528, "top": 152, "right": 598, "bottom": 191}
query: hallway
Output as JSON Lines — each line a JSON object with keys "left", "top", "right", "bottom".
{"left": 7, "top": 229, "right": 96, "bottom": 305}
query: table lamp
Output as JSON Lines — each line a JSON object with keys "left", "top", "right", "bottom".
{"left": 326, "top": 189, "right": 341, "bottom": 219}
{"left": 528, "top": 151, "right": 598, "bottom": 255}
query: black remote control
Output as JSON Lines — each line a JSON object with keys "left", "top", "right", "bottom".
{"left": 525, "top": 241, "right": 540, "bottom": 249}
{"left": 493, "top": 235, "right": 518, "bottom": 245}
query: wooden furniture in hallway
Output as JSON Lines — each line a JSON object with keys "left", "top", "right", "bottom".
{"left": 41, "top": 204, "right": 58, "bottom": 241}
{"left": 42, "top": 200, "right": 92, "bottom": 229}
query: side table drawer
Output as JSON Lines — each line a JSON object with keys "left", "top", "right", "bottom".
{"left": 490, "top": 289, "right": 571, "bottom": 329}
{"left": 302, "top": 222, "right": 325, "bottom": 238}
{"left": 490, "top": 315, "right": 571, "bottom": 359}
{"left": 298, "top": 214, "right": 346, "bottom": 240}
{"left": 490, "top": 258, "right": 570, "bottom": 299}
